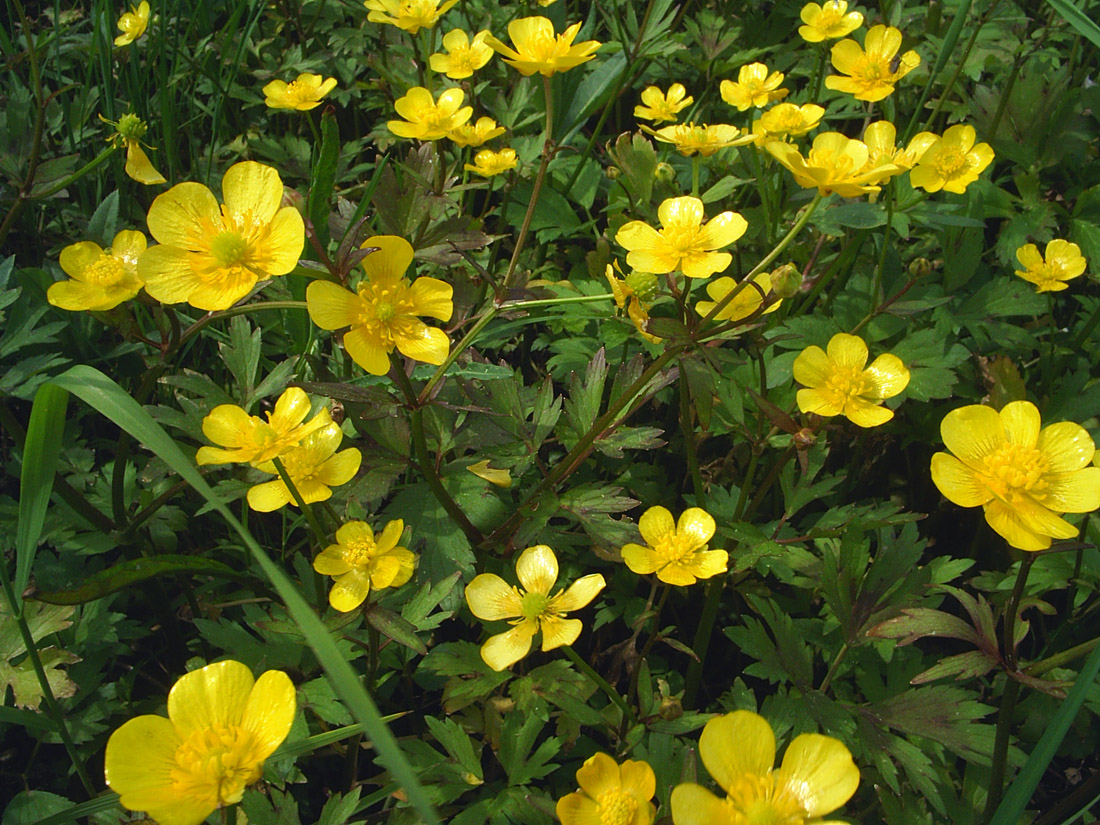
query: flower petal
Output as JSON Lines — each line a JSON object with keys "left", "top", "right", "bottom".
{"left": 390, "top": 317, "right": 450, "bottom": 366}
{"left": 575, "top": 752, "right": 622, "bottom": 798}
{"left": 844, "top": 396, "right": 894, "bottom": 428}
{"left": 261, "top": 207, "right": 305, "bottom": 276}
{"left": 984, "top": 500, "right": 1052, "bottom": 551}
{"left": 329, "top": 570, "right": 371, "bottom": 612}
{"left": 317, "top": 447, "right": 362, "bottom": 487}
{"left": 241, "top": 669, "right": 296, "bottom": 759}
{"left": 480, "top": 622, "right": 537, "bottom": 671}
{"left": 539, "top": 615, "right": 583, "bottom": 650}
{"left": 826, "top": 333, "right": 868, "bottom": 370}
{"left": 247, "top": 479, "right": 291, "bottom": 512}
{"left": 307, "top": 281, "right": 362, "bottom": 330}
{"left": 343, "top": 327, "right": 392, "bottom": 375}
{"left": 940, "top": 405, "right": 1004, "bottom": 467}
{"left": 313, "top": 546, "right": 352, "bottom": 576}
{"left": 1000, "top": 401, "right": 1041, "bottom": 448}
{"left": 864, "top": 353, "right": 909, "bottom": 400}
{"left": 931, "top": 453, "right": 993, "bottom": 507}
{"left": 1038, "top": 421, "right": 1096, "bottom": 473}
{"left": 621, "top": 543, "right": 659, "bottom": 575}
{"left": 104, "top": 715, "right": 180, "bottom": 802}
{"left": 406, "top": 276, "right": 454, "bottom": 321}
{"left": 638, "top": 505, "right": 675, "bottom": 545}
{"left": 361, "top": 235, "right": 414, "bottom": 282}
{"left": 1037, "top": 468, "right": 1100, "bottom": 513}
{"left": 59, "top": 242, "right": 105, "bottom": 280}
{"left": 147, "top": 182, "right": 221, "bottom": 248}
{"left": 555, "top": 792, "right": 603, "bottom": 825}
{"left": 775, "top": 733, "right": 860, "bottom": 818}
{"left": 551, "top": 573, "right": 606, "bottom": 612}
{"left": 697, "top": 211, "right": 748, "bottom": 250}
{"left": 793, "top": 345, "right": 830, "bottom": 389}
{"left": 139, "top": 245, "right": 200, "bottom": 305}
{"left": 677, "top": 507, "right": 716, "bottom": 549}
{"left": 698, "top": 710, "right": 775, "bottom": 792}
{"left": 670, "top": 783, "right": 732, "bottom": 825}
{"left": 167, "top": 660, "right": 255, "bottom": 736}
{"left": 222, "top": 161, "right": 284, "bottom": 225}
{"left": 268, "top": 387, "right": 312, "bottom": 431}
{"left": 619, "top": 758, "right": 657, "bottom": 804}
{"left": 465, "top": 573, "right": 523, "bottom": 620}
{"left": 515, "top": 545, "right": 559, "bottom": 595}
{"left": 798, "top": 387, "right": 843, "bottom": 417}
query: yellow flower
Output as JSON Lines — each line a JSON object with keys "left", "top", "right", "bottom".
{"left": 751, "top": 103, "right": 825, "bottom": 144}
{"left": 670, "top": 710, "right": 860, "bottom": 825}
{"left": 248, "top": 422, "right": 362, "bottom": 512}
{"left": 262, "top": 73, "right": 338, "bottom": 111}
{"left": 909, "top": 124, "right": 994, "bottom": 194}
{"left": 621, "top": 506, "right": 728, "bottom": 586}
{"left": 430, "top": 29, "right": 494, "bottom": 78}
{"left": 104, "top": 660, "right": 295, "bottom": 825}
{"left": 695, "top": 272, "right": 780, "bottom": 322}
{"left": 616, "top": 196, "right": 748, "bottom": 280}
{"left": 1014, "top": 239, "right": 1088, "bottom": 293}
{"left": 465, "top": 545, "right": 605, "bottom": 671}
{"left": 467, "top": 459, "right": 513, "bottom": 487}
{"left": 826, "top": 25, "right": 920, "bottom": 102}
{"left": 484, "top": 16, "right": 601, "bottom": 77}
{"left": 931, "top": 401, "right": 1100, "bottom": 551}
{"left": 793, "top": 332, "right": 909, "bottom": 427}
{"left": 388, "top": 86, "right": 472, "bottom": 141}
{"left": 47, "top": 230, "right": 146, "bottom": 312}
{"left": 464, "top": 147, "right": 518, "bottom": 177}
{"left": 313, "top": 520, "right": 416, "bottom": 612}
{"left": 799, "top": 0, "right": 864, "bottom": 42}
{"left": 766, "top": 132, "right": 901, "bottom": 197}
{"left": 861, "top": 121, "right": 937, "bottom": 182}
{"left": 195, "top": 387, "right": 332, "bottom": 467}
{"left": 103, "top": 113, "right": 166, "bottom": 185}
{"left": 139, "top": 161, "right": 304, "bottom": 311}
{"left": 114, "top": 1, "right": 150, "bottom": 46}
{"left": 363, "top": 0, "right": 458, "bottom": 34}
{"left": 307, "top": 235, "right": 453, "bottom": 375}
{"left": 720, "top": 63, "right": 789, "bottom": 111}
{"left": 557, "top": 752, "right": 657, "bottom": 825}
{"left": 448, "top": 116, "right": 506, "bottom": 148}
{"left": 643, "top": 122, "right": 753, "bottom": 157}
{"left": 606, "top": 263, "right": 660, "bottom": 343}
{"left": 634, "top": 84, "right": 694, "bottom": 124}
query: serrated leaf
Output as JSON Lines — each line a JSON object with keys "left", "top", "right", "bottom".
{"left": 420, "top": 642, "right": 511, "bottom": 713}
{"left": 426, "top": 715, "right": 483, "bottom": 780}
{"left": 871, "top": 686, "right": 994, "bottom": 763}
{"left": 910, "top": 650, "right": 999, "bottom": 684}
{"left": 866, "top": 607, "right": 982, "bottom": 646}
{"left": 365, "top": 604, "right": 427, "bottom": 655}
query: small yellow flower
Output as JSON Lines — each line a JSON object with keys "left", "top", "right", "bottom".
{"left": 695, "top": 272, "right": 781, "bottom": 323}
{"left": 467, "top": 460, "right": 513, "bottom": 487}
{"left": 307, "top": 235, "right": 453, "bottom": 375}
{"left": 363, "top": 0, "right": 458, "bottom": 34}
{"left": 464, "top": 148, "right": 518, "bottom": 177}
{"left": 484, "top": 16, "right": 601, "bottom": 77}
{"left": 720, "top": 63, "right": 789, "bottom": 111}
{"left": 313, "top": 520, "right": 416, "bottom": 612}
{"left": 262, "top": 73, "right": 338, "bottom": 111}
{"left": 931, "top": 401, "right": 1100, "bottom": 551}
{"left": 465, "top": 545, "right": 605, "bottom": 671}
{"left": 799, "top": 0, "right": 864, "bottom": 42}
{"left": 909, "top": 124, "right": 994, "bottom": 195}
{"left": 766, "top": 132, "right": 901, "bottom": 197}
{"left": 644, "top": 122, "right": 753, "bottom": 157}
{"left": 139, "top": 161, "right": 304, "bottom": 311}
{"left": 248, "top": 422, "right": 362, "bottom": 512}
{"left": 103, "top": 113, "right": 166, "bottom": 185}
{"left": 634, "top": 84, "right": 694, "bottom": 124}
{"left": 114, "top": 1, "right": 150, "bottom": 46}
{"left": 195, "top": 387, "right": 332, "bottom": 467}
{"left": 861, "top": 121, "right": 937, "bottom": 182}
{"left": 616, "top": 196, "right": 748, "bottom": 280}
{"left": 1014, "top": 239, "right": 1088, "bottom": 293}
{"left": 448, "top": 116, "right": 506, "bottom": 148}
{"left": 621, "top": 506, "right": 728, "bottom": 586}
{"left": 794, "top": 332, "right": 909, "bottom": 427}
{"left": 557, "top": 752, "right": 657, "bottom": 825}
{"left": 751, "top": 103, "right": 825, "bottom": 144}
{"left": 388, "top": 86, "right": 472, "bottom": 141}
{"left": 430, "top": 29, "right": 494, "bottom": 78}
{"left": 47, "top": 230, "right": 146, "bottom": 312}
{"left": 104, "top": 660, "right": 295, "bottom": 825}
{"left": 606, "top": 263, "right": 660, "bottom": 343}
{"left": 670, "top": 710, "right": 860, "bottom": 825}
{"left": 826, "top": 25, "right": 920, "bottom": 102}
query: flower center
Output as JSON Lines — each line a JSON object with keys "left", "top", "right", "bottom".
{"left": 83, "top": 255, "right": 127, "bottom": 286}
{"left": 598, "top": 791, "right": 638, "bottom": 825}
{"left": 652, "top": 531, "right": 697, "bottom": 565}
{"left": 285, "top": 79, "right": 316, "bottom": 104}
{"left": 933, "top": 147, "right": 965, "bottom": 178}
{"left": 520, "top": 591, "right": 550, "bottom": 621}
{"left": 171, "top": 724, "right": 265, "bottom": 809}
{"left": 344, "top": 536, "right": 378, "bottom": 568}
{"left": 116, "top": 113, "right": 147, "bottom": 141}
{"left": 526, "top": 30, "right": 567, "bottom": 62}
{"left": 280, "top": 448, "right": 320, "bottom": 485}
{"left": 817, "top": 5, "right": 843, "bottom": 29}
{"left": 725, "top": 772, "right": 806, "bottom": 825}
{"left": 404, "top": 0, "right": 438, "bottom": 25}
{"left": 251, "top": 421, "right": 280, "bottom": 448}
{"left": 979, "top": 443, "right": 1049, "bottom": 499}
{"left": 856, "top": 55, "right": 889, "bottom": 82}
{"left": 824, "top": 364, "right": 870, "bottom": 401}
{"left": 210, "top": 232, "right": 249, "bottom": 268}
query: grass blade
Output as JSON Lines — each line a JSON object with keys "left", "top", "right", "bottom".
{"left": 1046, "top": 0, "right": 1100, "bottom": 50}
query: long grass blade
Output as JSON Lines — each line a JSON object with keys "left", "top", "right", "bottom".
{"left": 1046, "top": 0, "right": 1100, "bottom": 49}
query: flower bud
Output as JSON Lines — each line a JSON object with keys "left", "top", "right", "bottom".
{"left": 605, "top": 165, "right": 622, "bottom": 180}
{"left": 624, "top": 270, "right": 659, "bottom": 304}
{"left": 770, "top": 263, "right": 802, "bottom": 298}
{"left": 908, "top": 257, "right": 933, "bottom": 278}
{"left": 654, "top": 161, "right": 675, "bottom": 183}
{"left": 658, "top": 694, "right": 683, "bottom": 720}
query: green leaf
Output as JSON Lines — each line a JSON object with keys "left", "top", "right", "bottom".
{"left": 308, "top": 108, "right": 340, "bottom": 249}
{"left": 420, "top": 641, "right": 511, "bottom": 713}
{"left": 872, "top": 686, "right": 994, "bottom": 763}
{"left": 1046, "top": 0, "right": 1100, "bottom": 49}
{"left": 364, "top": 603, "right": 427, "bottom": 655}
{"left": 317, "top": 789, "right": 362, "bottom": 825}
{"left": 559, "top": 53, "right": 629, "bottom": 142}
{"left": 425, "top": 716, "right": 483, "bottom": 780}
{"left": 220, "top": 315, "right": 261, "bottom": 405}
{"left": 32, "top": 554, "right": 248, "bottom": 605}
{"left": 867, "top": 607, "right": 983, "bottom": 646}
{"left": 31, "top": 794, "right": 120, "bottom": 825}
{"left": 86, "top": 190, "right": 120, "bottom": 245}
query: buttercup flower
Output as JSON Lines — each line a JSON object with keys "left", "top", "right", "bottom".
{"left": 103, "top": 112, "right": 166, "bottom": 185}
{"left": 139, "top": 161, "right": 304, "bottom": 311}
{"left": 115, "top": 1, "right": 150, "bottom": 46}
{"left": 465, "top": 545, "right": 605, "bottom": 671}
{"left": 363, "top": 0, "right": 458, "bottom": 34}
{"left": 196, "top": 387, "right": 332, "bottom": 467}
{"left": 634, "top": 84, "right": 694, "bottom": 124}
{"left": 861, "top": 121, "right": 937, "bottom": 182}
{"left": 485, "top": 16, "right": 601, "bottom": 77}
{"left": 931, "top": 401, "right": 1100, "bottom": 551}
{"left": 751, "top": 103, "right": 825, "bottom": 144}
{"left": 465, "top": 148, "right": 518, "bottom": 177}
{"left": 606, "top": 263, "right": 660, "bottom": 343}
{"left": 720, "top": 63, "right": 789, "bottom": 111}
{"left": 262, "top": 73, "right": 337, "bottom": 110}
{"left": 248, "top": 422, "right": 362, "bottom": 512}
{"left": 621, "top": 506, "right": 728, "bottom": 586}
{"left": 766, "top": 132, "right": 901, "bottom": 197}
{"left": 644, "top": 122, "right": 753, "bottom": 157}
{"left": 557, "top": 753, "right": 656, "bottom": 825}
{"left": 799, "top": 0, "right": 863, "bottom": 42}
{"left": 448, "top": 116, "right": 506, "bottom": 148}
{"left": 104, "top": 660, "right": 295, "bottom": 825}
{"left": 467, "top": 459, "right": 513, "bottom": 487}
{"left": 670, "top": 710, "right": 860, "bottom": 825}
{"left": 388, "top": 86, "right": 472, "bottom": 141}
{"left": 616, "top": 196, "right": 748, "bottom": 280}
{"left": 307, "top": 235, "right": 453, "bottom": 375}
{"left": 430, "top": 29, "right": 494, "bottom": 78}
{"left": 48, "top": 230, "right": 146, "bottom": 312}
{"left": 313, "top": 520, "right": 416, "bottom": 612}
{"left": 826, "top": 25, "right": 920, "bottom": 102}
{"left": 793, "top": 332, "right": 909, "bottom": 427}
{"left": 909, "top": 124, "right": 994, "bottom": 194}
{"left": 1014, "top": 239, "right": 1088, "bottom": 293}
{"left": 695, "top": 272, "right": 780, "bottom": 322}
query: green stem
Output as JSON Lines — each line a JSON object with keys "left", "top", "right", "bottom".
{"left": 562, "top": 645, "right": 634, "bottom": 725}
{"left": 683, "top": 576, "right": 727, "bottom": 707}
{"left": 271, "top": 456, "right": 329, "bottom": 549}
{"left": 1026, "top": 636, "right": 1100, "bottom": 677}
{"left": 902, "top": 0, "right": 976, "bottom": 142}
{"left": 1004, "top": 554, "right": 1036, "bottom": 671}
{"left": 819, "top": 641, "right": 850, "bottom": 694}
{"left": 30, "top": 146, "right": 117, "bottom": 200}
{"left": 691, "top": 155, "right": 700, "bottom": 197}
{"left": 627, "top": 584, "right": 671, "bottom": 709}
{"left": 679, "top": 373, "right": 705, "bottom": 501}
{"left": 175, "top": 301, "right": 308, "bottom": 354}
{"left": 871, "top": 183, "right": 895, "bottom": 312}
{"left": 809, "top": 43, "right": 827, "bottom": 101}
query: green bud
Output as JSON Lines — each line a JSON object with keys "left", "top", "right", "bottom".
{"left": 654, "top": 162, "right": 675, "bottom": 183}
{"left": 624, "top": 270, "right": 659, "bottom": 304}
{"left": 908, "top": 257, "right": 933, "bottom": 279}
{"left": 771, "top": 263, "right": 801, "bottom": 298}
{"left": 116, "top": 113, "right": 147, "bottom": 141}
{"left": 605, "top": 165, "right": 622, "bottom": 180}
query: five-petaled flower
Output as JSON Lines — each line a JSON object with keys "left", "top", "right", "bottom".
{"left": 909, "top": 124, "right": 994, "bottom": 194}
{"left": 695, "top": 272, "right": 781, "bottom": 323}
{"left": 485, "top": 16, "right": 601, "bottom": 77}
{"left": 616, "top": 196, "right": 748, "bottom": 280}
{"left": 861, "top": 120, "right": 937, "bottom": 183}
{"left": 643, "top": 122, "right": 753, "bottom": 156}
{"left": 751, "top": 103, "right": 825, "bottom": 143}
{"left": 248, "top": 422, "right": 362, "bottom": 512}
{"left": 930, "top": 401, "right": 1100, "bottom": 551}
{"left": 306, "top": 235, "right": 453, "bottom": 375}
{"left": 448, "top": 116, "right": 506, "bottom": 148}
{"left": 465, "top": 147, "right": 518, "bottom": 177}
{"left": 388, "top": 86, "right": 472, "bottom": 141}
{"left": 313, "top": 520, "right": 416, "bottom": 612}
{"left": 139, "top": 161, "right": 304, "bottom": 310}
{"left": 798, "top": 0, "right": 864, "bottom": 42}
{"left": 720, "top": 63, "right": 789, "bottom": 111}
{"left": 263, "top": 73, "right": 338, "bottom": 110}
{"left": 465, "top": 544, "right": 605, "bottom": 671}
{"left": 606, "top": 262, "right": 661, "bottom": 343}
{"left": 103, "top": 112, "right": 166, "bottom": 185}
{"left": 557, "top": 752, "right": 657, "bottom": 825}
{"left": 1014, "top": 239, "right": 1088, "bottom": 293}
{"left": 621, "top": 506, "right": 728, "bottom": 586}
{"left": 670, "top": 710, "right": 860, "bottom": 825}
{"left": 48, "top": 230, "right": 146, "bottom": 312}
{"left": 430, "top": 29, "right": 494, "bottom": 78}
{"left": 766, "top": 132, "right": 901, "bottom": 197}
{"left": 634, "top": 84, "right": 694, "bottom": 124}
{"left": 196, "top": 387, "right": 332, "bottom": 467}
{"left": 794, "top": 332, "right": 909, "bottom": 427}
{"left": 104, "top": 660, "right": 295, "bottom": 825}
{"left": 363, "top": 0, "right": 458, "bottom": 34}
{"left": 826, "top": 25, "right": 920, "bottom": 102}
{"left": 114, "top": 1, "right": 150, "bottom": 46}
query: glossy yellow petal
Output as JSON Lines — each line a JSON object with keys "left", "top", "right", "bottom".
{"left": 829, "top": 39, "right": 864, "bottom": 74}
{"left": 406, "top": 276, "right": 454, "bottom": 321}
{"left": 317, "top": 447, "right": 362, "bottom": 487}
{"left": 670, "top": 782, "right": 735, "bottom": 825}
{"left": 137, "top": 245, "right": 197, "bottom": 304}
{"left": 58, "top": 241, "right": 105, "bottom": 280}
{"left": 658, "top": 195, "right": 704, "bottom": 228}
{"left": 681, "top": 250, "right": 732, "bottom": 280}
{"left": 147, "top": 182, "right": 221, "bottom": 248}
{"left": 1016, "top": 244, "right": 1043, "bottom": 270}
{"left": 539, "top": 615, "right": 583, "bottom": 650}
{"left": 480, "top": 621, "right": 537, "bottom": 671}
{"left": 825, "top": 333, "right": 868, "bottom": 370}
{"left": 984, "top": 500, "right": 1053, "bottom": 551}
{"left": 221, "top": 162, "right": 284, "bottom": 225}
{"left": 621, "top": 543, "right": 659, "bottom": 575}
{"left": 864, "top": 353, "right": 909, "bottom": 400}
{"left": 775, "top": 733, "right": 860, "bottom": 817}
{"left": 307, "top": 281, "right": 361, "bottom": 330}
{"left": 556, "top": 792, "right": 603, "bottom": 825}
{"left": 1038, "top": 421, "right": 1096, "bottom": 473}
{"left": 683, "top": 548, "right": 729, "bottom": 581}
{"left": 187, "top": 272, "right": 257, "bottom": 312}
{"left": 265, "top": 387, "right": 311, "bottom": 432}
{"left": 263, "top": 207, "right": 306, "bottom": 275}
{"left": 167, "top": 660, "right": 254, "bottom": 736}
{"left": 699, "top": 710, "right": 776, "bottom": 791}
{"left": 696, "top": 211, "right": 748, "bottom": 250}
{"left": 47, "top": 281, "right": 130, "bottom": 312}
{"left": 104, "top": 715, "right": 180, "bottom": 801}
{"left": 798, "top": 387, "right": 844, "bottom": 417}
{"left": 676, "top": 507, "right": 716, "bottom": 549}
{"left": 1011, "top": 494, "right": 1080, "bottom": 539}
{"left": 201, "top": 404, "right": 254, "bottom": 447}
{"left": 465, "top": 573, "right": 523, "bottom": 620}
{"left": 940, "top": 405, "right": 1004, "bottom": 467}
{"left": 313, "top": 546, "right": 352, "bottom": 576}
{"left": 247, "top": 479, "right": 292, "bottom": 512}
{"left": 124, "top": 141, "right": 166, "bottom": 185}
{"left": 552, "top": 573, "right": 606, "bottom": 612}
{"left": 1000, "top": 400, "right": 1041, "bottom": 448}
{"left": 844, "top": 396, "right": 894, "bottom": 428}
{"left": 515, "top": 544, "right": 559, "bottom": 595}
{"left": 362, "top": 235, "right": 415, "bottom": 282}
{"left": 657, "top": 561, "right": 703, "bottom": 586}
{"left": 241, "top": 669, "right": 295, "bottom": 758}
{"left": 343, "top": 327, "right": 392, "bottom": 375}
{"left": 467, "top": 459, "right": 513, "bottom": 487}
{"left": 575, "top": 752, "right": 622, "bottom": 798}
{"left": 390, "top": 318, "right": 450, "bottom": 366}
{"left": 619, "top": 758, "right": 657, "bottom": 805}
{"left": 330, "top": 570, "right": 371, "bottom": 611}
{"left": 930, "top": 453, "right": 993, "bottom": 507}
{"left": 637, "top": 505, "right": 675, "bottom": 545}
{"left": 793, "top": 345, "right": 829, "bottom": 388}
{"left": 1037, "top": 468, "right": 1100, "bottom": 513}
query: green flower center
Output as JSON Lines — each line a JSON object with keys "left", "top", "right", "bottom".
{"left": 252, "top": 421, "right": 280, "bottom": 448}
{"left": 725, "top": 772, "right": 806, "bottom": 825}
{"left": 625, "top": 271, "right": 659, "bottom": 304}
{"left": 171, "top": 724, "right": 265, "bottom": 808}
{"left": 520, "top": 591, "right": 550, "bottom": 621}
{"left": 210, "top": 232, "right": 249, "bottom": 268}
{"left": 980, "top": 443, "right": 1050, "bottom": 498}
{"left": 598, "top": 791, "right": 638, "bottom": 825}
{"left": 116, "top": 113, "right": 147, "bottom": 141}
{"left": 83, "top": 255, "right": 126, "bottom": 286}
